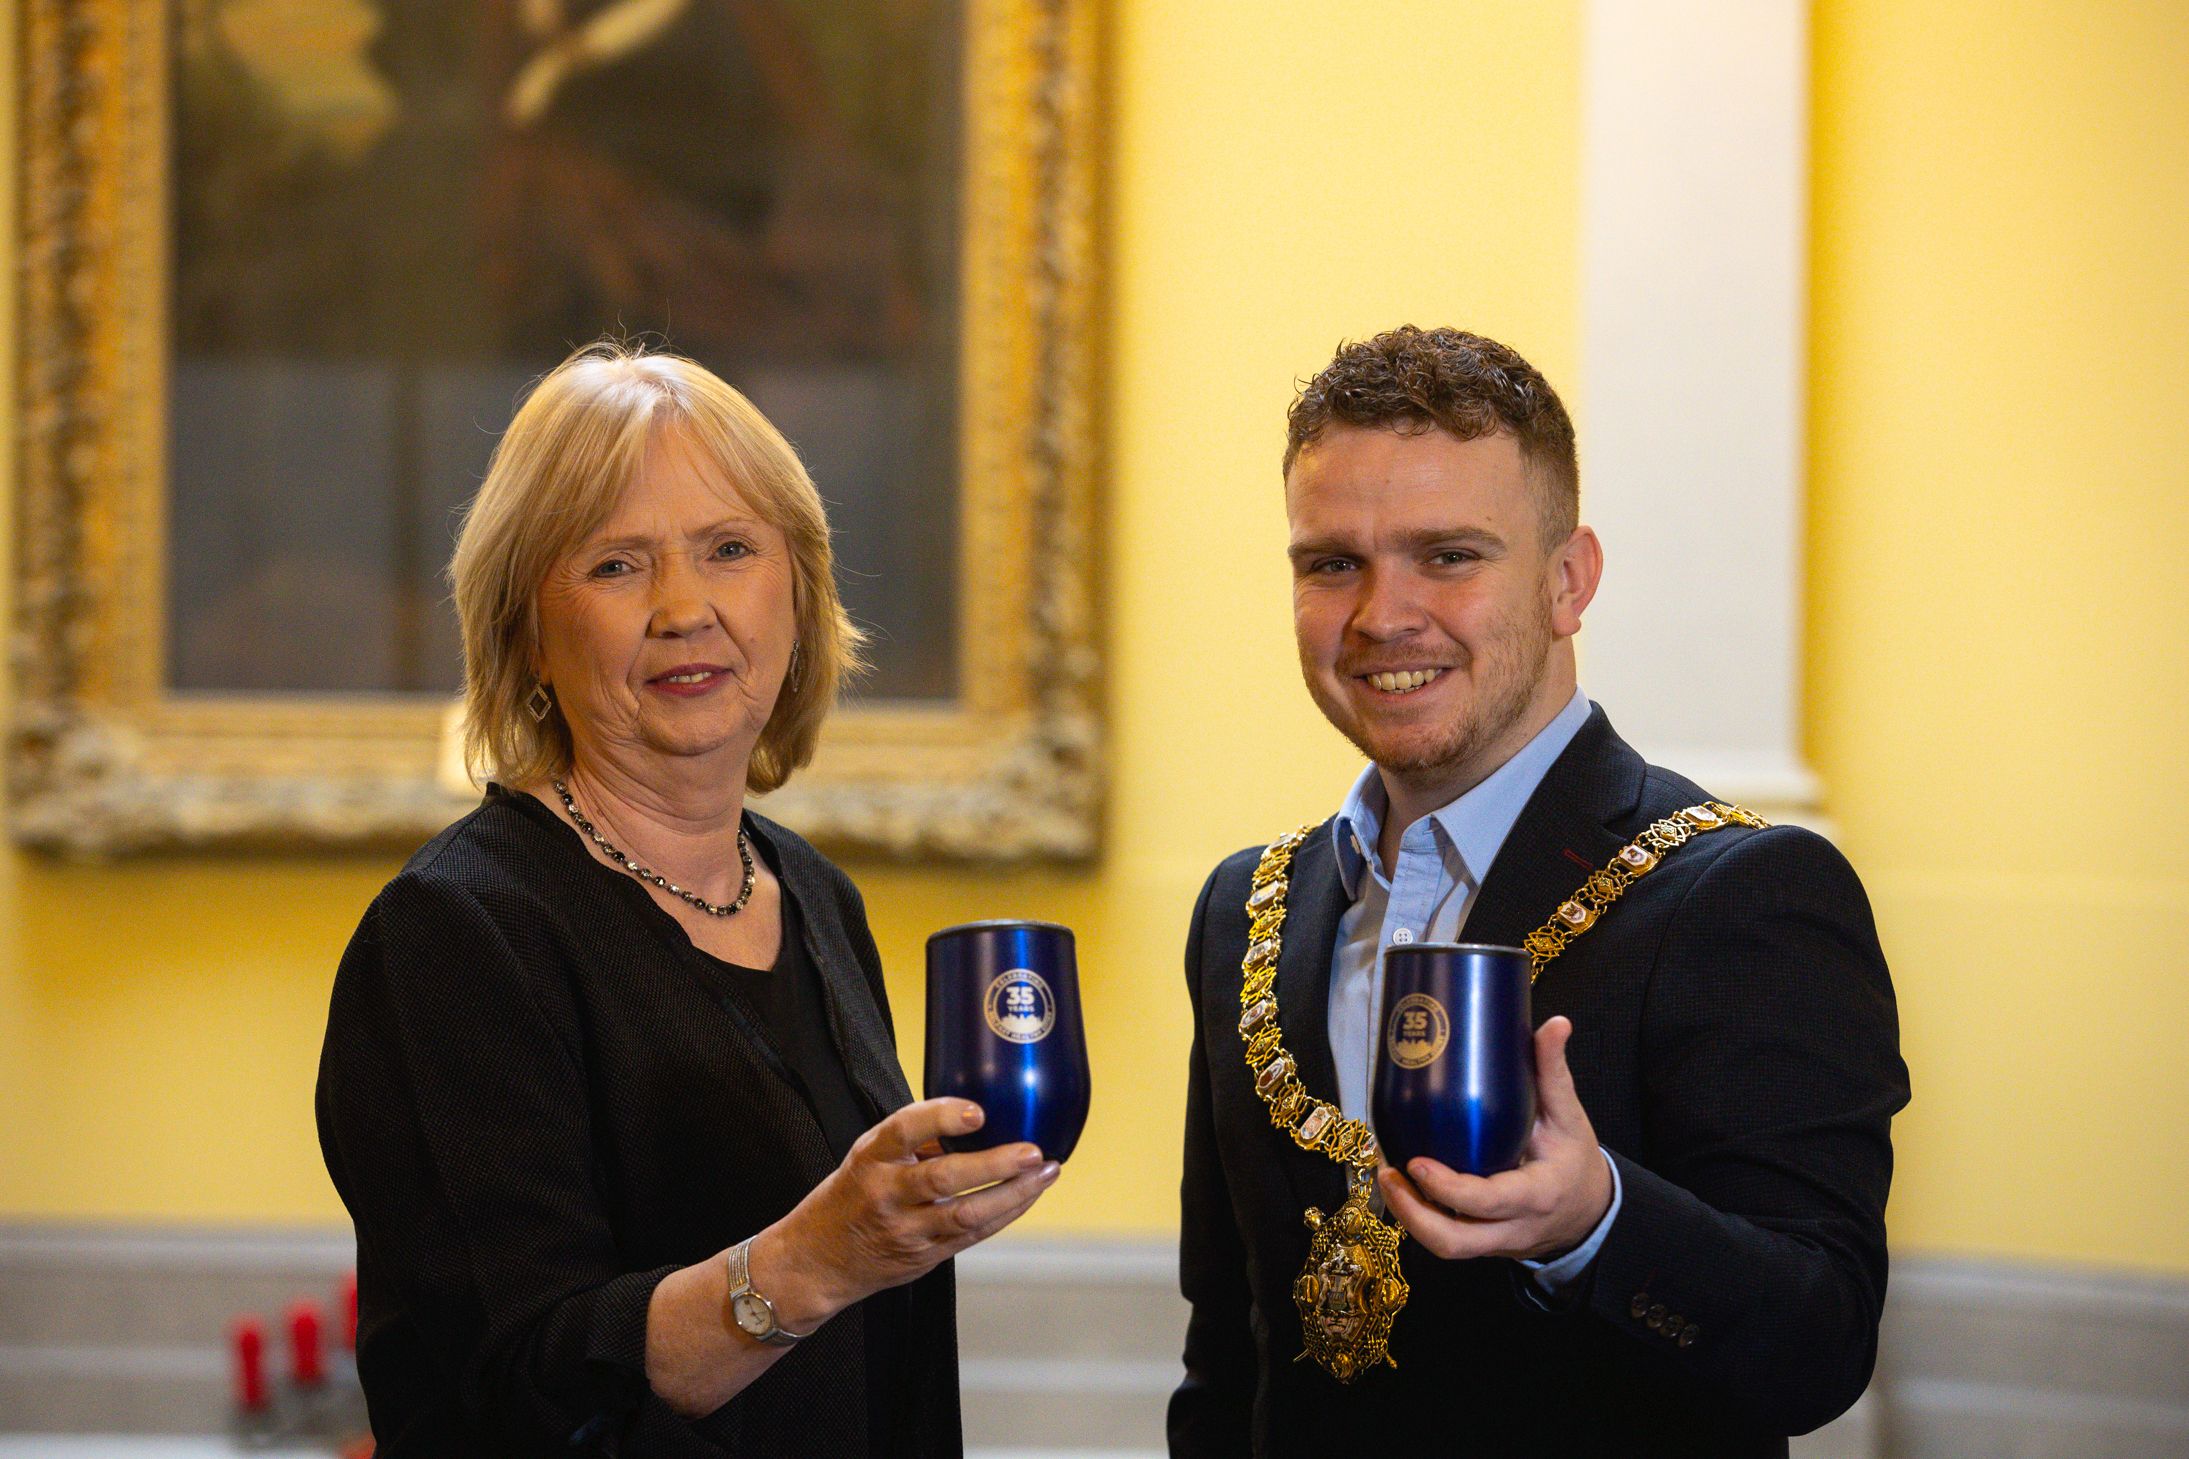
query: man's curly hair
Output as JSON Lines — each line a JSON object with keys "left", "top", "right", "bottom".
{"left": 1284, "top": 326, "right": 1579, "bottom": 547}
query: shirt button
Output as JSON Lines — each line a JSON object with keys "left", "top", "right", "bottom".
{"left": 1392, "top": 928, "right": 1414, "bottom": 944}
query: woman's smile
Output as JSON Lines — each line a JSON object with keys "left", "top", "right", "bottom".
{"left": 647, "top": 661, "right": 733, "bottom": 697}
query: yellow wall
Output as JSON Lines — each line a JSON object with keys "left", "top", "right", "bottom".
{"left": 1808, "top": 1, "right": 2189, "bottom": 1271}
{"left": 2, "top": 0, "right": 2185, "bottom": 1279}
{"left": 0, "top": 1, "right": 1583, "bottom": 1231}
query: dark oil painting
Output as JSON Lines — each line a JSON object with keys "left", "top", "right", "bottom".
{"left": 167, "top": 0, "right": 963, "bottom": 699}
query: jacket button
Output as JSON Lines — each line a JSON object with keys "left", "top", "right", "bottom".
{"left": 1678, "top": 1324, "right": 1700, "bottom": 1348}
{"left": 1645, "top": 1304, "right": 1666, "bottom": 1330}
{"left": 1630, "top": 1293, "right": 1650, "bottom": 1320}
{"left": 1663, "top": 1315, "right": 1685, "bottom": 1338}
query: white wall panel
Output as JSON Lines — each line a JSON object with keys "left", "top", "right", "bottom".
{"left": 1578, "top": 0, "right": 1818, "bottom": 817}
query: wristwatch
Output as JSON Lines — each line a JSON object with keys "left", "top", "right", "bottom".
{"left": 725, "top": 1238, "right": 810, "bottom": 1347}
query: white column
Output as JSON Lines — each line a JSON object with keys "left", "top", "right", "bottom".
{"left": 1577, "top": 0, "right": 1820, "bottom": 821}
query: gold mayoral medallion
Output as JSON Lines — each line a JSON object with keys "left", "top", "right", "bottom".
{"left": 1240, "top": 802, "right": 1764, "bottom": 1383}
{"left": 1239, "top": 827, "right": 1409, "bottom": 1382}
{"left": 1292, "top": 1174, "right": 1410, "bottom": 1382}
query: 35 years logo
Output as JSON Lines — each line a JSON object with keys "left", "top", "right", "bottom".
{"left": 1385, "top": 992, "right": 1450, "bottom": 1069}
{"left": 983, "top": 968, "right": 1056, "bottom": 1044}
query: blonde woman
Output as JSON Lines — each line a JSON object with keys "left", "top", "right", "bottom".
{"left": 317, "top": 343, "right": 1053, "bottom": 1456}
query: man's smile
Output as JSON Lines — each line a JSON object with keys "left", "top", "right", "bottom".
{"left": 1356, "top": 667, "right": 1449, "bottom": 696}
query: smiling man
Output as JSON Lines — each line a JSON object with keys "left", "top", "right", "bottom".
{"left": 1170, "top": 327, "right": 1910, "bottom": 1456}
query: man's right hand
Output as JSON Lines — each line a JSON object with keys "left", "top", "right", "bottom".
{"left": 1376, "top": 1016, "right": 1612, "bottom": 1262}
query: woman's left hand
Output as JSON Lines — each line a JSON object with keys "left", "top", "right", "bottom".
{"left": 754, "top": 1097, "right": 1058, "bottom": 1329}
{"left": 647, "top": 1098, "right": 1054, "bottom": 1416}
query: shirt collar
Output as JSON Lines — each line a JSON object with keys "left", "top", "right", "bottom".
{"left": 1332, "top": 686, "right": 1593, "bottom": 897}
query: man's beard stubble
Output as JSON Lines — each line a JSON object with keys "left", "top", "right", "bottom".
{"left": 1304, "top": 593, "right": 1557, "bottom": 788}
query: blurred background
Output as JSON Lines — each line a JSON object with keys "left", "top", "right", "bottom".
{"left": 2, "top": 0, "right": 2185, "bottom": 1455}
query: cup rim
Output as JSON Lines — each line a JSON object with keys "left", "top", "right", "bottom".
{"left": 926, "top": 918, "right": 1076, "bottom": 944}
{"left": 1383, "top": 940, "right": 1527, "bottom": 957}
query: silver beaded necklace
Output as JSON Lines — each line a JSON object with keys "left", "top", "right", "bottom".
{"left": 552, "top": 778, "right": 756, "bottom": 918}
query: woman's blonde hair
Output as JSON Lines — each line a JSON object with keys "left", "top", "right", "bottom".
{"left": 449, "top": 341, "right": 866, "bottom": 794}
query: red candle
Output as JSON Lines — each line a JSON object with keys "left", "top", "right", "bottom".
{"left": 288, "top": 1300, "right": 325, "bottom": 1387}
{"left": 337, "top": 1272, "right": 359, "bottom": 1352}
{"left": 232, "top": 1317, "right": 267, "bottom": 1412}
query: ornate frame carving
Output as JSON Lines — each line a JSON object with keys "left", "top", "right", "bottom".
{"left": 10, "top": 0, "right": 1100, "bottom": 859}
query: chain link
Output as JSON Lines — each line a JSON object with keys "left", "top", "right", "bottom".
{"left": 1519, "top": 800, "right": 1766, "bottom": 978}
{"left": 1238, "top": 801, "right": 1766, "bottom": 1175}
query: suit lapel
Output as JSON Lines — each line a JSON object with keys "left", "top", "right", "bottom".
{"left": 1271, "top": 824, "right": 1352, "bottom": 1214}
{"left": 800, "top": 901, "right": 914, "bottom": 1124}
{"left": 750, "top": 819, "right": 912, "bottom": 1123}
{"left": 1461, "top": 707, "right": 1647, "bottom": 962}
{"left": 1276, "top": 826, "right": 1348, "bottom": 1104}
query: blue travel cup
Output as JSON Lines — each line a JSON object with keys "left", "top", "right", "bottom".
{"left": 1371, "top": 942, "right": 1536, "bottom": 1176}
{"left": 923, "top": 920, "right": 1091, "bottom": 1162}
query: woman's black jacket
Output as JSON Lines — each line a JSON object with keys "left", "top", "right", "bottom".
{"left": 317, "top": 789, "right": 958, "bottom": 1456}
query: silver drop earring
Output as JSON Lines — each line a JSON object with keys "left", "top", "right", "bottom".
{"left": 787, "top": 642, "right": 804, "bottom": 695}
{"left": 526, "top": 681, "right": 553, "bottom": 722}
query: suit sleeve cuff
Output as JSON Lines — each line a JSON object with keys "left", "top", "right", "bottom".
{"left": 1518, "top": 1146, "right": 1621, "bottom": 1297}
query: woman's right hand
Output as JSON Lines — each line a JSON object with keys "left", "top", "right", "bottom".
{"left": 751, "top": 1097, "right": 1058, "bottom": 1331}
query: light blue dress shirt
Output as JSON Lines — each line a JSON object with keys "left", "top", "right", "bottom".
{"left": 1327, "top": 685, "right": 1622, "bottom": 1292}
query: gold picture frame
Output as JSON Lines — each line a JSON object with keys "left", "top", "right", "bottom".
{"left": 10, "top": 0, "right": 1100, "bottom": 859}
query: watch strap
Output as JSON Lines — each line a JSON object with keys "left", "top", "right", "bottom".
{"left": 725, "top": 1237, "right": 809, "bottom": 1347}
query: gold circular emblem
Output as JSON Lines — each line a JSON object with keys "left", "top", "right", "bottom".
{"left": 983, "top": 968, "right": 1056, "bottom": 1044}
{"left": 1384, "top": 992, "right": 1450, "bottom": 1070}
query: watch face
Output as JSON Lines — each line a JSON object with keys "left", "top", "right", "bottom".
{"left": 732, "top": 1291, "right": 774, "bottom": 1338}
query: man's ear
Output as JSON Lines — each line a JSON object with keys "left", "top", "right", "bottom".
{"left": 1548, "top": 526, "right": 1603, "bottom": 639}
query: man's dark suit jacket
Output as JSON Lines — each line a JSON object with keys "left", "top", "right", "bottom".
{"left": 1170, "top": 706, "right": 1909, "bottom": 1457}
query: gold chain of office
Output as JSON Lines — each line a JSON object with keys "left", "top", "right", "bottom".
{"left": 1237, "top": 799, "right": 1768, "bottom": 1384}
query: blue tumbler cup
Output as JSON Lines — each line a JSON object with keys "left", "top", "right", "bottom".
{"left": 924, "top": 920, "right": 1091, "bottom": 1162}
{"left": 1371, "top": 942, "right": 1536, "bottom": 1176}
